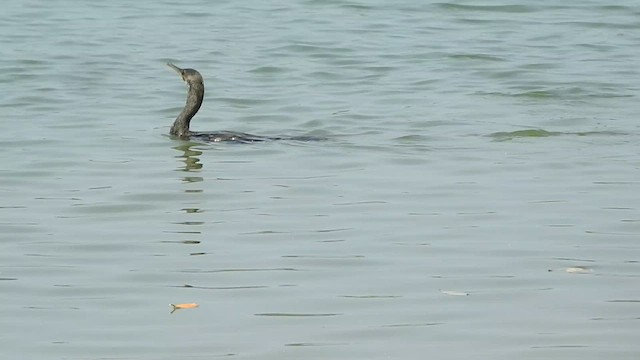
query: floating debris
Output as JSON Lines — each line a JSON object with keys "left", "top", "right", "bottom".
{"left": 170, "top": 303, "right": 199, "bottom": 313}
{"left": 565, "top": 266, "right": 592, "bottom": 274}
{"left": 440, "top": 289, "right": 470, "bottom": 296}
{"left": 547, "top": 266, "right": 594, "bottom": 274}
{"left": 548, "top": 266, "right": 593, "bottom": 274}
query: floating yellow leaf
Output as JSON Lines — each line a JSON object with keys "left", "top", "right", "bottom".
{"left": 170, "top": 303, "right": 199, "bottom": 313}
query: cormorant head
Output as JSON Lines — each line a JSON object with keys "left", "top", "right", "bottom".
{"left": 167, "top": 63, "right": 204, "bottom": 85}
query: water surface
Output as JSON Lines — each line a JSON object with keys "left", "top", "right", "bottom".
{"left": 1, "top": 1, "right": 639, "bottom": 359}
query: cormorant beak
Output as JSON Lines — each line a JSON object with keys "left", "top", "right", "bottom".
{"left": 167, "top": 63, "right": 185, "bottom": 81}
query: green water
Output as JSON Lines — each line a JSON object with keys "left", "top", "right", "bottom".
{"left": 1, "top": 1, "right": 639, "bottom": 359}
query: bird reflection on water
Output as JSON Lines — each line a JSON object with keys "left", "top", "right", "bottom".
{"left": 174, "top": 143, "right": 203, "bottom": 173}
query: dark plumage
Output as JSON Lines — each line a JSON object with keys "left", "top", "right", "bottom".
{"left": 167, "top": 63, "right": 323, "bottom": 143}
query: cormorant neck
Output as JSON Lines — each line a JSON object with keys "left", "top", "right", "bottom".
{"left": 170, "top": 81, "right": 204, "bottom": 138}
